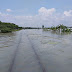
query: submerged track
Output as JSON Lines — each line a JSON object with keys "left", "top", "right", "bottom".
{"left": 9, "top": 31, "right": 46, "bottom": 72}
{"left": 26, "top": 33, "right": 46, "bottom": 72}
{"left": 9, "top": 32, "right": 22, "bottom": 72}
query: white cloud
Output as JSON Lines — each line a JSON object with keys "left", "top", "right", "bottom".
{"left": 38, "top": 7, "right": 56, "bottom": 16}
{"left": 0, "top": 12, "right": 2, "bottom": 14}
{"left": 6, "top": 9, "right": 12, "bottom": 12}
{"left": 64, "top": 10, "right": 72, "bottom": 16}
{"left": 0, "top": 7, "right": 72, "bottom": 27}
{"left": 0, "top": 13, "right": 16, "bottom": 23}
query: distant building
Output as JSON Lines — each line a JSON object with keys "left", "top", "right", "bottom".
{"left": 42, "top": 25, "right": 44, "bottom": 28}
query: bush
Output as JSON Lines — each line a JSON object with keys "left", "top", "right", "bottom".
{"left": 0, "top": 21, "right": 23, "bottom": 33}
{"left": 1, "top": 28, "right": 12, "bottom": 33}
{"left": 65, "top": 29, "right": 71, "bottom": 32}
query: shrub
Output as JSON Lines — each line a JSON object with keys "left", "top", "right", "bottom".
{"left": 1, "top": 28, "right": 12, "bottom": 33}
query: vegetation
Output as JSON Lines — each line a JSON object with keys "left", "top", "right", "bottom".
{"left": 51, "top": 26, "right": 57, "bottom": 31}
{"left": 56, "top": 24, "right": 71, "bottom": 32}
{"left": 23, "top": 27, "right": 41, "bottom": 29}
{"left": 0, "top": 21, "right": 23, "bottom": 33}
{"left": 43, "top": 24, "right": 72, "bottom": 33}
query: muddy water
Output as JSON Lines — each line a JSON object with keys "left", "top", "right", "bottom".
{"left": 0, "top": 29, "right": 72, "bottom": 72}
{"left": 0, "top": 31, "right": 22, "bottom": 72}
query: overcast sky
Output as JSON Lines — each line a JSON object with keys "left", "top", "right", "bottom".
{"left": 0, "top": 0, "right": 72, "bottom": 27}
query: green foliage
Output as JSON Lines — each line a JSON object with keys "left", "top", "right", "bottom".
{"left": 51, "top": 26, "right": 56, "bottom": 31}
{"left": 0, "top": 21, "right": 23, "bottom": 33}
{"left": 56, "top": 24, "right": 67, "bottom": 29}
{"left": 63, "top": 29, "right": 71, "bottom": 32}
{"left": 50, "top": 24, "right": 72, "bottom": 32}
{"left": 1, "top": 28, "right": 12, "bottom": 33}
{"left": 23, "top": 27, "right": 41, "bottom": 29}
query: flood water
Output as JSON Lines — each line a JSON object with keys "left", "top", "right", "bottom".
{"left": 0, "top": 29, "right": 72, "bottom": 72}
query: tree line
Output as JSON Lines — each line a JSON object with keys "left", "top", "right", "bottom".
{"left": 0, "top": 21, "right": 23, "bottom": 33}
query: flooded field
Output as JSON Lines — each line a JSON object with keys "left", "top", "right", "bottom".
{"left": 0, "top": 29, "right": 72, "bottom": 72}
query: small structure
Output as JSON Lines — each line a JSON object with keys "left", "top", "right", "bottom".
{"left": 42, "top": 25, "right": 44, "bottom": 28}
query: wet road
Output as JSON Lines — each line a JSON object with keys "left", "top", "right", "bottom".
{"left": 0, "top": 29, "right": 72, "bottom": 72}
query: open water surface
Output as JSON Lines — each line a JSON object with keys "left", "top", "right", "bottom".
{"left": 0, "top": 29, "right": 72, "bottom": 72}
